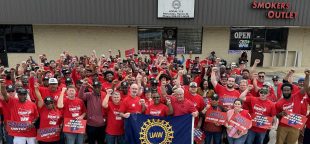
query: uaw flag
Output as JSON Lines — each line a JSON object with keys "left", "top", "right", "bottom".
{"left": 125, "top": 114, "right": 194, "bottom": 144}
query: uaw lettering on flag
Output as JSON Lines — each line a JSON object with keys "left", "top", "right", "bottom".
{"left": 280, "top": 111, "right": 307, "bottom": 129}
{"left": 194, "top": 129, "right": 206, "bottom": 144}
{"left": 125, "top": 114, "right": 194, "bottom": 144}
{"left": 252, "top": 114, "right": 273, "bottom": 129}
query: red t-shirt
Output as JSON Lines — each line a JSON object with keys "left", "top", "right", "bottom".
{"left": 245, "top": 97, "right": 276, "bottom": 133}
{"left": 105, "top": 102, "right": 124, "bottom": 135}
{"left": 119, "top": 96, "right": 142, "bottom": 114}
{"left": 62, "top": 98, "right": 86, "bottom": 119}
{"left": 184, "top": 93, "right": 206, "bottom": 127}
{"left": 145, "top": 103, "right": 169, "bottom": 117}
{"left": 170, "top": 96, "right": 197, "bottom": 116}
{"left": 39, "top": 87, "right": 61, "bottom": 102}
{"left": 6, "top": 97, "right": 39, "bottom": 137}
{"left": 215, "top": 84, "right": 240, "bottom": 110}
{"left": 38, "top": 107, "right": 63, "bottom": 142}
{"left": 276, "top": 92, "right": 305, "bottom": 127}
{"left": 204, "top": 106, "right": 223, "bottom": 132}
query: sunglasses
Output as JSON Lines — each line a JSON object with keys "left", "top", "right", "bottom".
{"left": 259, "top": 91, "right": 268, "bottom": 95}
{"left": 258, "top": 76, "right": 265, "bottom": 78}
{"left": 7, "top": 90, "right": 15, "bottom": 93}
{"left": 273, "top": 80, "right": 278, "bottom": 81}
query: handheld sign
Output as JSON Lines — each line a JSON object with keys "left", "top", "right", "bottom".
{"left": 37, "top": 126, "right": 61, "bottom": 141}
{"left": 205, "top": 110, "right": 227, "bottom": 125}
{"left": 6, "top": 121, "right": 32, "bottom": 133}
{"left": 228, "top": 113, "right": 252, "bottom": 131}
{"left": 252, "top": 114, "right": 273, "bottom": 129}
{"left": 63, "top": 118, "right": 87, "bottom": 134}
{"left": 125, "top": 48, "right": 135, "bottom": 57}
{"left": 280, "top": 111, "right": 307, "bottom": 130}
{"left": 220, "top": 95, "right": 238, "bottom": 110}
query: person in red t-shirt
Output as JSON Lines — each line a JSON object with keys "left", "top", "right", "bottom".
{"left": 169, "top": 88, "right": 198, "bottom": 117}
{"left": 119, "top": 84, "right": 144, "bottom": 118}
{"left": 211, "top": 67, "right": 240, "bottom": 111}
{"left": 36, "top": 78, "right": 61, "bottom": 102}
{"left": 275, "top": 81, "right": 309, "bottom": 144}
{"left": 0, "top": 83, "right": 39, "bottom": 144}
{"left": 102, "top": 90, "right": 125, "bottom": 144}
{"left": 240, "top": 86, "right": 276, "bottom": 144}
{"left": 34, "top": 83, "right": 63, "bottom": 144}
{"left": 145, "top": 92, "right": 173, "bottom": 117}
{"left": 185, "top": 82, "right": 206, "bottom": 128}
{"left": 57, "top": 86, "right": 86, "bottom": 144}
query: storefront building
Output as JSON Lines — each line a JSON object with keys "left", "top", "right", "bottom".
{"left": 0, "top": 0, "right": 309, "bottom": 67}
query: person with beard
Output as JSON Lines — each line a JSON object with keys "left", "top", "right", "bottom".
{"left": 79, "top": 80, "right": 107, "bottom": 144}
{"left": 239, "top": 86, "right": 277, "bottom": 144}
{"left": 211, "top": 67, "right": 240, "bottom": 111}
{"left": 119, "top": 84, "right": 145, "bottom": 118}
{"left": 0, "top": 82, "right": 39, "bottom": 144}
{"left": 57, "top": 86, "right": 86, "bottom": 144}
{"left": 275, "top": 72, "right": 310, "bottom": 144}
{"left": 235, "top": 69, "right": 251, "bottom": 85}
{"left": 34, "top": 82, "right": 63, "bottom": 144}
{"left": 102, "top": 70, "right": 117, "bottom": 91}
{"left": 118, "top": 81, "right": 129, "bottom": 99}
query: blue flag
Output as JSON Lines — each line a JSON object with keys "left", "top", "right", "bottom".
{"left": 125, "top": 114, "right": 193, "bottom": 144}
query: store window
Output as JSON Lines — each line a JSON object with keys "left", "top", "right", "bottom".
{"left": 230, "top": 27, "right": 288, "bottom": 53}
{"left": 138, "top": 28, "right": 202, "bottom": 54}
{"left": 4, "top": 25, "right": 35, "bottom": 53}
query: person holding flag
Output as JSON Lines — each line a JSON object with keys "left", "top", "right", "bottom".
{"left": 239, "top": 85, "right": 277, "bottom": 144}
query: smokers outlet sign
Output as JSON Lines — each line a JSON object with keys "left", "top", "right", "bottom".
{"left": 251, "top": 0, "right": 298, "bottom": 19}
{"left": 158, "top": 0, "right": 195, "bottom": 18}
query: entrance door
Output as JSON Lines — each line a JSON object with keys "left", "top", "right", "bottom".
{"left": 0, "top": 37, "right": 8, "bottom": 67}
{"left": 250, "top": 29, "right": 265, "bottom": 67}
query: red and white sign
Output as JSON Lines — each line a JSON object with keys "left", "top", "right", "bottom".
{"left": 205, "top": 110, "right": 227, "bottom": 125}
{"left": 252, "top": 114, "right": 273, "bottom": 129}
{"left": 125, "top": 48, "right": 135, "bottom": 57}
{"left": 228, "top": 114, "right": 252, "bottom": 131}
{"left": 37, "top": 126, "right": 61, "bottom": 141}
{"left": 63, "top": 118, "right": 87, "bottom": 134}
{"left": 280, "top": 111, "right": 307, "bottom": 130}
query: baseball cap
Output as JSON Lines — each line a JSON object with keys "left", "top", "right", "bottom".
{"left": 92, "top": 81, "right": 102, "bottom": 87}
{"left": 6, "top": 85, "right": 15, "bottom": 92}
{"left": 159, "top": 73, "right": 171, "bottom": 81}
{"left": 104, "top": 70, "right": 114, "bottom": 76}
{"left": 259, "top": 87, "right": 269, "bottom": 94}
{"left": 189, "top": 82, "right": 198, "bottom": 88}
{"left": 121, "top": 81, "right": 129, "bottom": 87}
{"left": 298, "top": 78, "right": 305, "bottom": 82}
{"left": 272, "top": 75, "right": 279, "bottom": 81}
{"left": 44, "top": 96, "right": 54, "bottom": 104}
{"left": 43, "top": 77, "right": 49, "bottom": 81}
{"left": 263, "top": 82, "right": 272, "bottom": 87}
{"left": 239, "top": 60, "right": 247, "bottom": 64}
{"left": 17, "top": 88, "right": 28, "bottom": 95}
{"left": 48, "top": 78, "right": 58, "bottom": 84}
{"left": 65, "top": 78, "right": 73, "bottom": 84}
{"left": 210, "top": 94, "right": 219, "bottom": 101}
{"left": 144, "top": 87, "right": 151, "bottom": 93}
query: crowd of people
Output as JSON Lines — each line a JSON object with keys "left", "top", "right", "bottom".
{"left": 0, "top": 49, "right": 309, "bottom": 144}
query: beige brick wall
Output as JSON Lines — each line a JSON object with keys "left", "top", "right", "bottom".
{"left": 7, "top": 25, "right": 138, "bottom": 67}
{"left": 6, "top": 26, "right": 310, "bottom": 68}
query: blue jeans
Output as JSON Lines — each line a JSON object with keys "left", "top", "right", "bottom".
{"left": 205, "top": 131, "right": 222, "bottom": 144}
{"left": 246, "top": 129, "right": 266, "bottom": 144}
{"left": 64, "top": 133, "right": 84, "bottom": 144}
{"left": 227, "top": 134, "right": 247, "bottom": 144}
{"left": 106, "top": 134, "right": 125, "bottom": 144}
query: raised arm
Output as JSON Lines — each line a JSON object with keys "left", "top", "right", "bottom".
{"left": 0, "top": 80, "right": 8, "bottom": 102}
{"left": 303, "top": 69, "right": 310, "bottom": 95}
{"left": 239, "top": 85, "right": 253, "bottom": 101}
{"left": 102, "top": 89, "right": 113, "bottom": 108}
{"left": 250, "top": 59, "right": 260, "bottom": 73}
{"left": 166, "top": 98, "right": 173, "bottom": 116}
{"left": 210, "top": 67, "right": 219, "bottom": 87}
{"left": 57, "top": 87, "right": 67, "bottom": 109}
{"left": 34, "top": 82, "right": 44, "bottom": 108}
